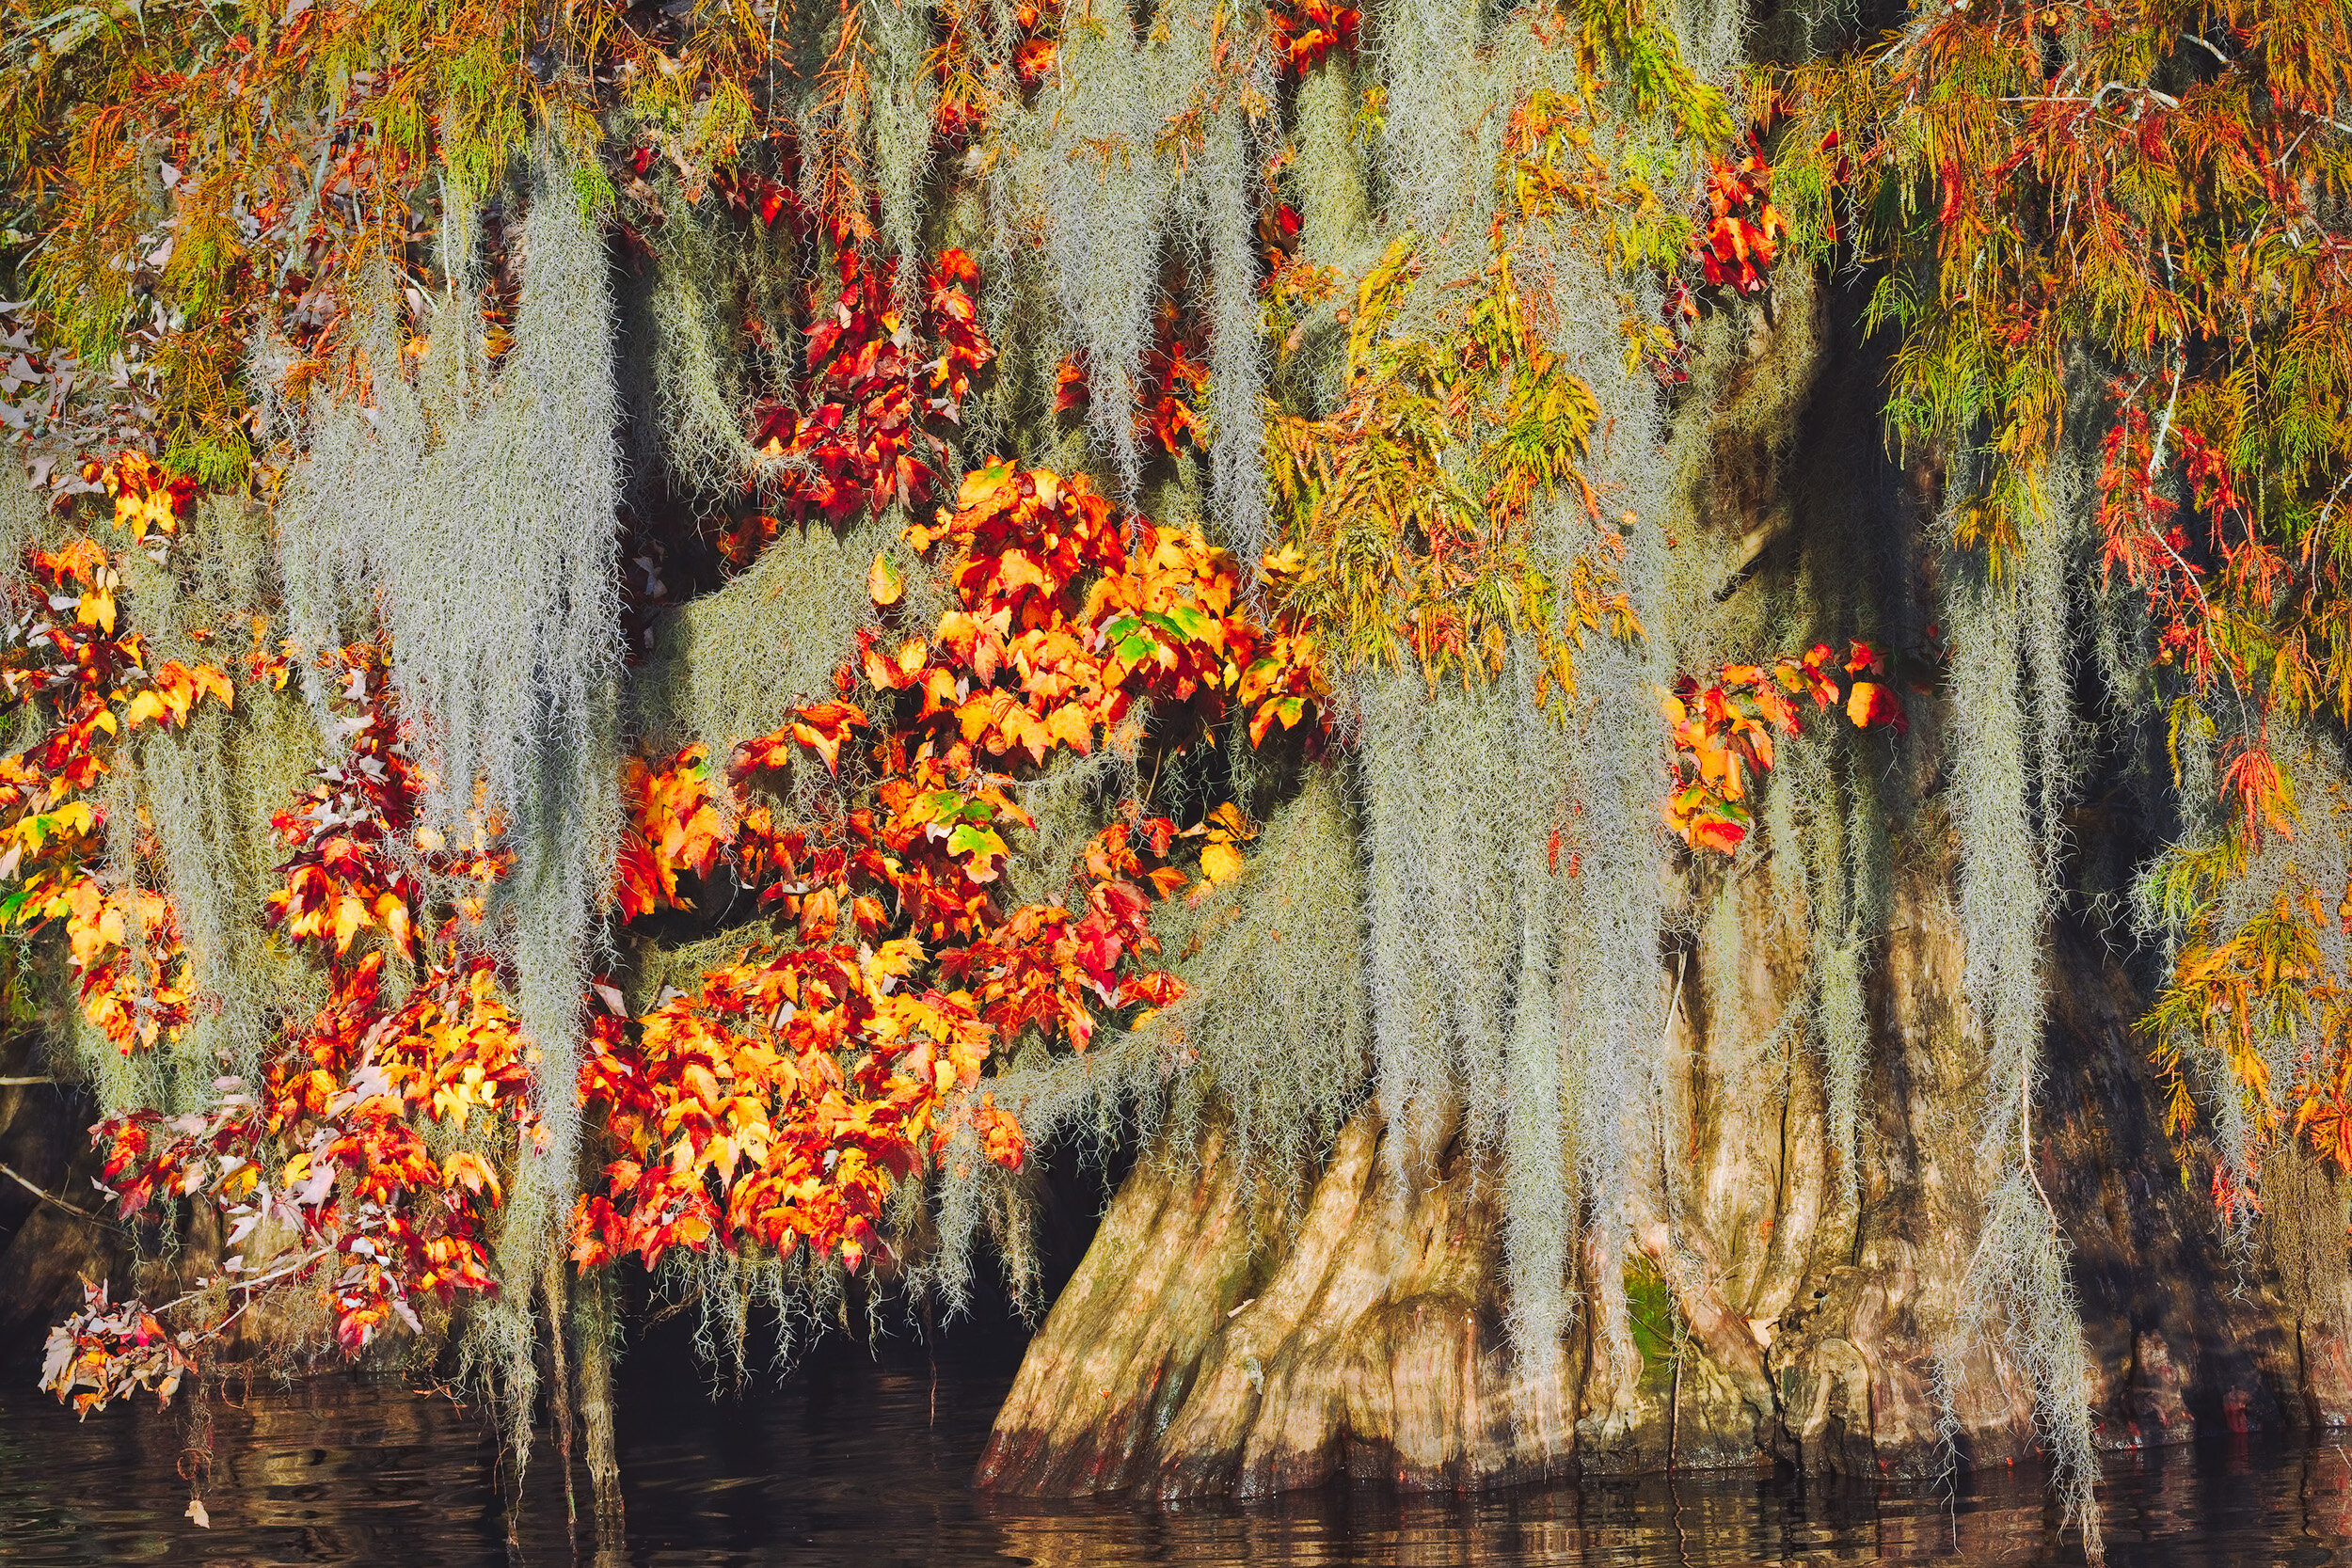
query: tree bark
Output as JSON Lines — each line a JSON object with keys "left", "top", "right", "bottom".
{"left": 979, "top": 828, "right": 2350, "bottom": 1497}
{"left": 573, "top": 1264, "right": 626, "bottom": 1538}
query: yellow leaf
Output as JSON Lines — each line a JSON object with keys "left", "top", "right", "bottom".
{"left": 1200, "top": 840, "right": 1246, "bottom": 887}
{"left": 377, "top": 892, "right": 413, "bottom": 959}
{"left": 1044, "top": 702, "right": 1094, "bottom": 754}
{"left": 442, "top": 1151, "right": 502, "bottom": 1203}
{"left": 193, "top": 664, "right": 234, "bottom": 709}
{"left": 119, "top": 689, "right": 168, "bottom": 731}
{"left": 332, "top": 894, "right": 370, "bottom": 955}
{"left": 868, "top": 552, "right": 905, "bottom": 607}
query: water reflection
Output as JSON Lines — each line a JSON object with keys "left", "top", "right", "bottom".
{"left": 1, "top": 1336, "right": 2346, "bottom": 1566}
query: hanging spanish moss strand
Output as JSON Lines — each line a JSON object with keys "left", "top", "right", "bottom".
{"left": 644, "top": 193, "right": 760, "bottom": 505}
{"left": 479, "top": 143, "right": 628, "bottom": 1474}
{"left": 869, "top": 0, "right": 939, "bottom": 317}
{"left": 1369, "top": 0, "right": 1489, "bottom": 243}
{"left": 1020, "top": 0, "right": 1207, "bottom": 498}
{"left": 1200, "top": 99, "right": 1273, "bottom": 580}
{"left": 1941, "top": 527, "right": 2101, "bottom": 1556}
{"left": 1560, "top": 550, "right": 1676, "bottom": 1398}
{"left": 1360, "top": 670, "right": 1519, "bottom": 1183}
{"left": 274, "top": 144, "right": 626, "bottom": 1471}
{"left": 1501, "top": 643, "right": 1575, "bottom": 1370}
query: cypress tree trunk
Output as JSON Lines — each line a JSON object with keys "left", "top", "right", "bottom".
{"left": 574, "top": 1267, "right": 625, "bottom": 1536}
{"left": 980, "top": 792, "right": 2351, "bottom": 1494}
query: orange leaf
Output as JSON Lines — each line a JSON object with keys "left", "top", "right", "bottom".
{"left": 1689, "top": 816, "right": 1746, "bottom": 853}
{"left": 1845, "top": 680, "right": 1905, "bottom": 735}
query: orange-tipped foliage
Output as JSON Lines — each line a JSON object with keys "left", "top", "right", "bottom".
{"left": 0, "top": 454, "right": 233, "bottom": 1051}
{"left": 1667, "top": 641, "right": 1906, "bottom": 853}
{"left": 578, "top": 461, "right": 1323, "bottom": 1276}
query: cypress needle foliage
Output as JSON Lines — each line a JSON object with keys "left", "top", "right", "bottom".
{"left": 2141, "top": 727, "right": 2352, "bottom": 1219}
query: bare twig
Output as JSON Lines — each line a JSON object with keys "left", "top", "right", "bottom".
{"left": 1, "top": 1162, "right": 127, "bottom": 1235}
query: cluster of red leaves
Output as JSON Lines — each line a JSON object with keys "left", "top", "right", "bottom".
{"left": 934, "top": 0, "right": 1061, "bottom": 142}
{"left": 1695, "top": 143, "right": 1785, "bottom": 295}
{"left": 2095, "top": 389, "right": 2264, "bottom": 704}
{"left": 576, "top": 459, "right": 1321, "bottom": 1275}
{"left": 896, "top": 460, "right": 1322, "bottom": 765}
{"left": 613, "top": 743, "right": 731, "bottom": 922}
{"left": 573, "top": 930, "right": 1024, "bottom": 1273}
{"left": 263, "top": 646, "right": 428, "bottom": 959}
{"left": 1666, "top": 641, "right": 1906, "bottom": 853}
{"left": 1269, "top": 0, "right": 1360, "bottom": 77}
{"left": 87, "top": 955, "right": 519, "bottom": 1362}
{"left": 48, "top": 641, "right": 528, "bottom": 1412}
{"left": 723, "top": 248, "right": 993, "bottom": 565}
{"left": 39, "top": 1278, "right": 198, "bottom": 1418}
{"left": 705, "top": 159, "right": 801, "bottom": 233}
{"left": 260, "top": 642, "right": 506, "bottom": 957}
{"left": 1054, "top": 297, "right": 1211, "bottom": 459}
{"left": 0, "top": 456, "right": 234, "bottom": 1051}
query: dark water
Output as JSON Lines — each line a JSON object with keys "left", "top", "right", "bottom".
{"left": 1, "top": 1333, "right": 2346, "bottom": 1566}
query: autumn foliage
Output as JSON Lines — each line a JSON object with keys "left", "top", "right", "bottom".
{"left": 578, "top": 459, "right": 1320, "bottom": 1273}
{"left": 730, "top": 247, "right": 994, "bottom": 564}
{"left": 0, "top": 456, "right": 233, "bottom": 1052}
{"left": 36, "top": 4, "right": 2352, "bottom": 1543}
{"left": 1777, "top": 0, "right": 2352, "bottom": 1203}
{"left": 70, "top": 641, "right": 521, "bottom": 1367}
{"left": 1269, "top": 0, "right": 1361, "bottom": 77}
{"left": 1693, "top": 143, "right": 1785, "bottom": 297}
{"left": 1666, "top": 642, "right": 1907, "bottom": 854}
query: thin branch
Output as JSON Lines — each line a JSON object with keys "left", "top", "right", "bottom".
{"left": 1, "top": 1162, "right": 127, "bottom": 1235}
{"left": 2179, "top": 32, "right": 2232, "bottom": 68}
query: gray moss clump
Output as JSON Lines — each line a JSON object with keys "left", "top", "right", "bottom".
{"left": 1017, "top": 4, "right": 1186, "bottom": 497}
{"left": 916, "top": 766, "right": 1369, "bottom": 1317}
{"left": 272, "top": 144, "right": 626, "bottom": 1463}
{"left": 1198, "top": 98, "right": 1275, "bottom": 577}
{"left": 631, "top": 513, "right": 896, "bottom": 771}
{"left": 1149, "top": 768, "right": 1371, "bottom": 1180}
{"left": 1941, "top": 531, "right": 2101, "bottom": 1554}
{"left": 1369, "top": 0, "right": 1492, "bottom": 242}
{"left": 640, "top": 190, "right": 768, "bottom": 505}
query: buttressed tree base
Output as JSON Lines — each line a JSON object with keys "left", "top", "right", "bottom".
{"left": 0, "top": 0, "right": 2349, "bottom": 1557}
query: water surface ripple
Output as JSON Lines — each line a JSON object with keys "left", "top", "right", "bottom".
{"left": 1, "top": 1342, "right": 2344, "bottom": 1565}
